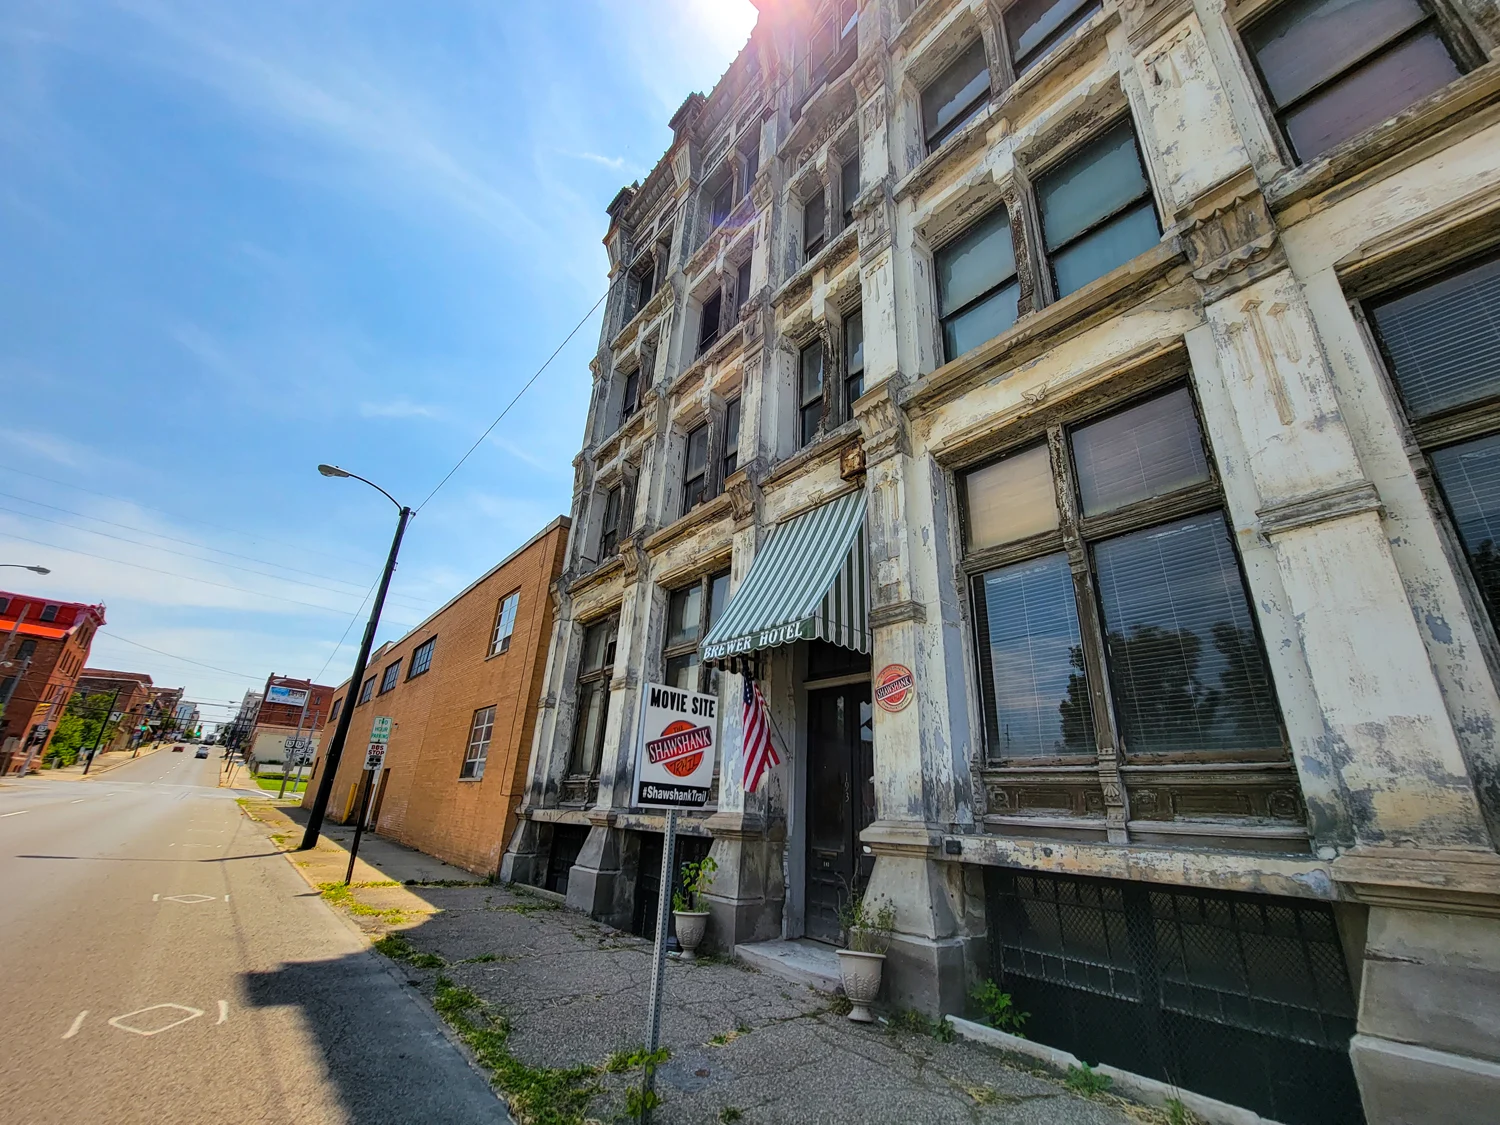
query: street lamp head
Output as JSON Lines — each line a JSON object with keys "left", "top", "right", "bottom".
{"left": 317, "top": 464, "right": 351, "bottom": 479}
{"left": 27, "top": 566, "right": 50, "bottom": 575}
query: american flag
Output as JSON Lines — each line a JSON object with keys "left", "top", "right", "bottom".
{"left": 741, "top": 676, "right": 780, "bottom": 794}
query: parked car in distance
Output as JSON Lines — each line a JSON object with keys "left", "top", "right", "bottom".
{"left": 195, "top": 747, "right": 209, "bottom": 759}
{"left": 172, "top": 744, "right": 185, "bottom": 752}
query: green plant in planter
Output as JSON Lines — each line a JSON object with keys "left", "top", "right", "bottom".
{"left": 838, "top": 891, "right": 897, "bottom": 954}
{"left": 672, "top": 855, "right": 718, "bottom": 913}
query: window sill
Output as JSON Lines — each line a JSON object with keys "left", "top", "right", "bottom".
{"left": 910, "top": 236, "right": 1186, "bottom": 422}
{"left": 642, "top": 492, "right": 733, "bottom": 556}
{"left": 457, "top": 774, "right": 485, "bottom": 783}
{"left": 763, "top": 417, "right": 862, "bottom": 490}
{"left": 894, "top": 101, "right": 999, "bottom": 206}
{"left": 771, "top": 223, "right": 860, "bottom": 312}
{"left": 1267, "top": 59, "right": 1500, "bottom": 216}
{"left": 610, "top": 280, "right": 675, "bottom": 353}
{"left": 484, "top": 647, "right": 511, "bottom": 663}
{"left": 567, "top": 554, "right": 625, "bottom": 596}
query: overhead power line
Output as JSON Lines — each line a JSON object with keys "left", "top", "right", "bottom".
{"left": 0, "top": 488, "right": 426, "bottom": 602}
{"left": 0, "top": 462, "right": 378, "bottom": 570}
{"left": 0, "top": 530, "right": 364, "bottom": 617}
{"left": 91, "top": 631, "right": 265, "bottom": 680}
{"left": 418, "top": 290, "right": 607, "bottom": 511}
{"left": 0, "top": 501, "right": 434, "bottom": 615}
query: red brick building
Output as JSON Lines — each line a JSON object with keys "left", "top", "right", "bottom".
{"left": 76, "top": 669, "right": 155, "bottom": 753}
{"left": 248, "top": 674, "right": 334, "bottom": 776}
{"left": 0, "top": 590, "right": 106, "bottom": 774}
{"left": 304, "top": 517, "right": 569, "bottom": 876}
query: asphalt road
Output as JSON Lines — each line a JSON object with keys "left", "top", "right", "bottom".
{"left": 0, "top": 748, "right": 510, "bottom": 1125}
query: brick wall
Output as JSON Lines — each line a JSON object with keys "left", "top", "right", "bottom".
{"left": 304, "top": 517, "right": 568, "bottom": 876}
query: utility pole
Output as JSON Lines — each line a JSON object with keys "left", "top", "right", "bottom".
{"left": 301, "top": 501, "right": 410, "bottom": 850}
{"left": 81, "top": 687, "right": 121, "bottom": 775}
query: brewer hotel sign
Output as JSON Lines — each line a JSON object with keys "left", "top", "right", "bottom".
{"left": 632, "top": 682, "right": 719, "bottom": 809}
{"left": 700, "top": 620, "right": 809, "bottom": 663}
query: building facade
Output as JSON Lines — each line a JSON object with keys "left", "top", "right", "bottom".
{"left": 503, "top": 2, "right": 1500, "bottom": 1122}
{"left": 0, "top": 590, "right": 105, "bottom": 774}
{"left": 247, "top": 675, "right": 333, "bottom": 775}
{"left": 76, "top": 669, "right": 154, "bottom": 754}
{"left": 303, "top": 517, "right": 569, "bottom": 877}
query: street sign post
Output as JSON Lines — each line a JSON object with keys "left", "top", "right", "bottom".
{"left": 345, "top": 718, "right": 392, "bottom": 884}
{"left": 632, "top": 683, "right": 718, "bottom": 1121}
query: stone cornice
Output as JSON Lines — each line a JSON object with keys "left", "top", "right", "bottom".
{"left": 1257, "top": 480, "right": 1383, "bottom": 537}
{"left": 1332, "top": 847, "right": 1500, "bottom": 918}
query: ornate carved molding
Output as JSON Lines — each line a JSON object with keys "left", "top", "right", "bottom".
{"left": 853, "top": 177, "right": 894, "bottom": 264}
{"left": 1181, "top": 188, "right": 1284, "bottom": 300}
{"left": 854, "top": 379, "right": 911, "bottom": 466}
{"left": 725, "top": 461, "right": 763, "bottom": 525}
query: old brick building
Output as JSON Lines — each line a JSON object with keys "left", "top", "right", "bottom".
{"left": 247, "top": 674, "right": 335, "bottom": 776}
{"left": 503, "top": 1, "right": 1500, "bottom": 1122}
{"left": 76, "top": 669, "right": 155, "bottom": 754}
{"left": 304, "top": 517, "right": 569, "bottom": 876}
{"left": 0, "top": 590, "right": 106, "bottom": 774}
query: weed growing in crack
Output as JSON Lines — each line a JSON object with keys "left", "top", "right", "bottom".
{"left": 373, "top": 933, "right": 445, "bottom": 969}
{"left": 623, "top": 1084, "right": 660, "bottom": 1119}
{"left": 604, "top": 1046, "right": 670, "bottom": 1074}
{"left": 317, "top": 882, "right": 408, "bottom": 922}
{"left": 431, "top": 976, "right": 599, "bottom": 1125}
{"left": 719, "top": 1107, "right": 744, "bottom": 1122}
{"left": 1065, "top": 1063, "right": 1113, "bottom": 1097}
{"left": 457, "top": 952, "right": 513, "bottom": 965}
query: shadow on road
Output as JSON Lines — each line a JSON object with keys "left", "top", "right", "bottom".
{"left": 241, "top": 947, "right": 506, "bottom": 1123}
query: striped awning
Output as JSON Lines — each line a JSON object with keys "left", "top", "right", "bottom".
{"left": 699, "top": 489, "right": 869, "bottom": 668}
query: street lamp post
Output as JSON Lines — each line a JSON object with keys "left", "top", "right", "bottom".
{"left": 299, "top": 465, "right": 411, "bottom": 850}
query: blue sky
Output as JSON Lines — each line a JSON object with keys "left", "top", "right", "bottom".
{"left": 0, "top": 0, "right": 758, "bottom": 726}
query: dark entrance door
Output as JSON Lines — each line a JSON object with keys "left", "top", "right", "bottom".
{"left": 804, "top": 683, "right": 874, "bottom": 943}
{"left": 985, "top": 868, "right": 1365, "bottom": 1125}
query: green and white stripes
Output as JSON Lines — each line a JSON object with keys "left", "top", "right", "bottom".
{"left": 699, "top": 489, "right": 870, "bottom": 666}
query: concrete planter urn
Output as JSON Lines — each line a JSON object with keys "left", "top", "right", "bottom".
{"left": 836, "top": 950, "right": 886, "bottom": 1022}
{"left": 672, "top": 910, "right": 710, "bottom": 960}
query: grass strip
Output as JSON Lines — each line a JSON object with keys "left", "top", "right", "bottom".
{"left": 431, "top": 976, "right": 600, "bottom": 1125}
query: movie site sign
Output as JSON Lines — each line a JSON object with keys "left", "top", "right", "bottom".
{"left": 632, "top": 682, "right": 719, "bottom": 809}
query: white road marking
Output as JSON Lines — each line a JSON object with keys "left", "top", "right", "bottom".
{"left": 163, "top": 894, "right": 216, "bottom": 905}
{"left": 62, "top": 1011, "right": 88, "bottom": 1039}
{"left": 217, "top": 1000, "right": 228, "bottom": 1025}
{"left": 152, "top": 894, "right": 159, "bottom": 902}
{"left": 0, "top": 810, "right": 29, "bottom": 818}
{"left": 71, "top": 799, "right": 85, "bottom": 804}
{"left": 108, "top": 1004, "right": 204, "bottom": 1037}
{"left": 224, "top": 895, "right": 230, "bottom": 901}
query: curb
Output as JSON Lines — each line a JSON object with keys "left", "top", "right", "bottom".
{"left": 946, "top": 1016, "right": 1286, "bottom": 1125}
{"left": 234, "top": 803, "right": 515, "bottom": 1121}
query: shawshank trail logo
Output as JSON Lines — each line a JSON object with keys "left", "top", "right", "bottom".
{"left": 645, "top": 719, "right": 713, "bottom": 778}
{"left": 874, "top": 663, "right": 915, "bottom": 712}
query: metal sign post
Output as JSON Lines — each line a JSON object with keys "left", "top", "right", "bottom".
{"left": 631, "top": 683, "right": 718, "bottom": 1123}
{"left": 343, "top": 725, "right": 389, "bottom": 885}
{"left": 641, "top": 806, "right": 677, "bottom": 1122}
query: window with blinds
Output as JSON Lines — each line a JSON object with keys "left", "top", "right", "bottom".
{"left": 1369, "top": 250, "right": 1500, "bottom": 632}
{"left": 961, "top": 382, "right": 1288, "bottom": 787}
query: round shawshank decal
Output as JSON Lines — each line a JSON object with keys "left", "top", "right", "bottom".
{"left": 651, "top": 718, "right": 711, "bottom": 778}
{"left": 874, "top": 664, "right": 915, "bottom": 712}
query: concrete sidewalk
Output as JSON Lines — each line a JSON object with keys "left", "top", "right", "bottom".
{"left": 239, "top": 802, "right": 1165, "bottom": 1125}
{"left": 16, "top": 740, "right": 168, "bottom": 781}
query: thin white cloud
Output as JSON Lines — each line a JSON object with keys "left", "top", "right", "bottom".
{"left": 570, "top": 151, "right": 627, "bottom": 170}
{"left": 359, "top": 399, "right": 442, "bottom": 420}
{"left": 7, "top": 429, "right": 90, "bottom": 468}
